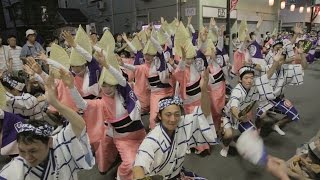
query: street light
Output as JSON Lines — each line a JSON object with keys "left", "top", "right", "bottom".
{"left": 269, "top": 0, "right": 274, "bottom": 6}
{"left": 290, "top": 4, "right": 295, "bottom": 11}
{"left": 299, "top": 6, "right": 304, "bottom": 13}
{"left": 281, "top": 1, "right": 285, "bottom": 9}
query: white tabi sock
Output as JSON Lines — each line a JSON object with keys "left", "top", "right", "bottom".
{"left": 272, "top": 124, "right": 285, "bottom": 136}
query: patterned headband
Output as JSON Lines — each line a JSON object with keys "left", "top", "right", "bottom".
{"left": 158, "top": 96, "right": 183, "bottom": 111}
{"left": 239, "top": 66, "right": 254, "bottom": 77}
{"left": 15, "top": 122, "right": 54, "bottom": 137}
{"left": 2, "top": 75, "right": 25, "bottom": 91}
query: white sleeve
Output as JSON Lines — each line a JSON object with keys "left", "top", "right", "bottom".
{"left": 229, "top": 89, "right": 241, "bottom": 109}
{"left": 6, "top": 92, "right": 38, "bottom": 110}
{"left": 164, "top": 32, "right": 173, "bottom": 49}
{"left": 108, "top": 66, "right": 127, "bottom": 87}
{"left": 126, "top": 41, "right": 138, "bottom": 54}
{"left": 188, "top": 24, "right": 196, "bottom": 34}
{"left": 122, "top": 63, "right": 136, "bottom": 71}
{"left": 54, "top": 125, "right": 95, "bottom": 169}
{"left": 150, "top": 36, "right": 163, "bottom": 54}
{"left": 74, "top": 44, "right": 92, "bottom": 62}
{"left": 46, "top": 58, "right": 69, "bottom": 71}
{"left": 92, "top": 45, "right": 102, "bottom": 53}
{"left": 217, "top": 36, "right": 224, "bottom": 51}
{"left": 69, "top": 87, "right": 88, "bottom": 110}
{"left": 134, "top": 135, "right": 157, "bottom": 174}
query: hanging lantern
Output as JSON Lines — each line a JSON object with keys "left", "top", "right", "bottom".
{"left": 281, "top": 1, "right": 286, "bottom": 9}
{"left": 299, "top": 6, "right": 304, "bottom": 13}
{"left": 290, "top": 4, "right": 295, "bottom": 11}
{"left": 307, "top": 7, "right": 311, "bottom": 13}
{"left": 269, "top": 0, "right": 274, "bottom": 6}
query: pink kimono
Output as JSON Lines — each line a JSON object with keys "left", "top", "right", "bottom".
{"left": 173, "top": 62, "right": 201, "bottom": 114}
{"left": 133, "top": 61, "right": 174, "bottom": 129}
{"left": 51, "top": 78, "right": 116, "bottom": 174}
{"left": 231, "top": 50, "right": 246, "bottom": 77}
{"left": 81, "top": 84, "right": 146, "bottom": 179}
{"left": 208, "top": 63, "right": 226, "bottom": 130}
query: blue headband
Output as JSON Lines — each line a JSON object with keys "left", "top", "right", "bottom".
{"left": 158, "top": 96, "right": 183, "bottom": 111}
{"left": 15, "top": 122, "right": 54, "bottom": 137}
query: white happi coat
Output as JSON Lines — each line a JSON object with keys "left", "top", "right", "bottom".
{"left": 258, "top": 64, "right": 304, "bottom": 112}
{"left": 0, "top": 124, "right": 95, "bottom": 180}
{"left": 134, "top": 106, "right": 217, "bottom": 179}
{"left": 225, "top": 74, "right": 275, "bottom": 127}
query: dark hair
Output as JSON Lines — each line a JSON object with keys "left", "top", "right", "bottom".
{"left": 232, "top": 33, "right": 237, "bottom": 39}
{"left": 1, "top": 75, "right": 27, "bottom": 92}
{"left": 249, "top": 32, "right": 255, "bottom": 39}
{"left": 240, "top": 70, "right": 254, "bottom": 80}
{"left": 155, "top": 96, "right": 185, "bottom": 123}
{"left": 17, "top": 120, "right": 50, "bottom": 145}
{"left": 7, "top": 35, "right": 16, "bottom": 39}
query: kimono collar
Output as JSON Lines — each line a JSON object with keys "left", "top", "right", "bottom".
{"left": 160, "top": 123, "right": 175, "bottom": 141}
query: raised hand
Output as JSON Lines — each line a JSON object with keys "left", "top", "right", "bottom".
{"left": 209, "top": 17, "right": 216, "bottom": 29}
{"left": 26, "top": 57, "right": 43, "bottom": 74}
{"left": 200, "top": 67, "right": 209, "bottom": 89}
{"left": 23, "top": 64, "right": 35, "bottom": 76}
{"left": 61, "top": 31, "right": 76, "bottom": 48}
{"left": 122, "top": 33, "right": 128, "bottom": 42}
{"left": 96, "top": 49, "right": 109, "bottom": 68}
{"left": 293, "top": 23, "right": 303, "bottom": 35}
{"left": 187, "top": 16, "right": 192, "bottom": 26}
{"left": 59, "top": 68, "right": 74, "bottom": 88}
{"left": 273, "top": 49, "right": 284, "bottom": 63}
{"left": 45, "top": 73, "right": 59, "bottom": 106}
{"left": 219, "top": 25, "right": 226, "bottom": 36}
{"left": 160, "top": 17, "right": 165, "bottom": 24}
{"left": 37, "top": 52, "right": 48, "bottom": 61}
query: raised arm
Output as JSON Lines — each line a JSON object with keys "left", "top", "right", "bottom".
{"left": 62, "top": 31, "right": 93, "bottom": 62}
{"left": 291, "top": 23, "right": 303, "bottom": 44}
{"left": 45, "top": 73, "right": 85, "bottom": 138}
{"left": 122, "top": 33, "right": 138, "bottom": 54}
{"left": 96, "top": 50, "right": 127, "bottom": 87}
{"left": 200, "top": 68, "right": 211, "bottom": 117}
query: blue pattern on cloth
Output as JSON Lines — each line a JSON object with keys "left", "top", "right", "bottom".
{"left": 158, "top": 96, "right": 183, "bottom": 111}
{"left": 15, "top": 122, "right": 54, "bottom": 137}
{"left": 238, "top": 121, "right": 256, "bottom": 133}
{"left": 256, "top": 97, "right": 300, "bottom": 121}
{"left": 177, "top": 167, "right": 207, "bottom": 180}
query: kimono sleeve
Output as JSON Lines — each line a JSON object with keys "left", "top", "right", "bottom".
{"left": 134, "top": 135, "right": 158, "bottom": 174}
{"left": 188, "top": 106, "right": 218, "bottom": 148}
{"left": 254, "top": 74, "right": 275, "bottom": 101}
{"left": 229, "top": 88, "right": 242, "bottom": 109}
{"left": 287, "top": 64, "right": 304, "bottom": 85}
{"left": 6, "top": 92, "right": 39, "bottom": 110}
{"left": 0, "top": 158, "right": 25, "bottom": 180}
{"left": 53, "top": 124, "right": 95, "bottom": 170}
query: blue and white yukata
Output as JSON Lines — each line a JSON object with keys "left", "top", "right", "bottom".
{"left": 256, "top": 64, "right": 304, "bottom": 121}
{"left": 134, "top": 106, "right": 218, "bottom": 179}
{"left": 0, "top": 124, "right": 95, "bottom": 180}
{"left": 224, "top": 74, "right": 274, "bottom": 133}
{"left": 264, "top": 41, "right": 295, "bottom": 66}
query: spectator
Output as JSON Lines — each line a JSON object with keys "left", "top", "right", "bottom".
{"left": 7, "top": 35, "right": 23, "bottom": 76}
{"left": 0, "top": 33, "right": 12, "bottom": 72}
{"left": 20, "top": 29, "right": 45, "bottom": 62}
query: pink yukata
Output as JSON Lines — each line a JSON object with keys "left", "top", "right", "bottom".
{"left": 70, "top": 66, "right": 146, "bottom": 179}
{"left": 123, "top": 53, "right": 174, "bottom": 129}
